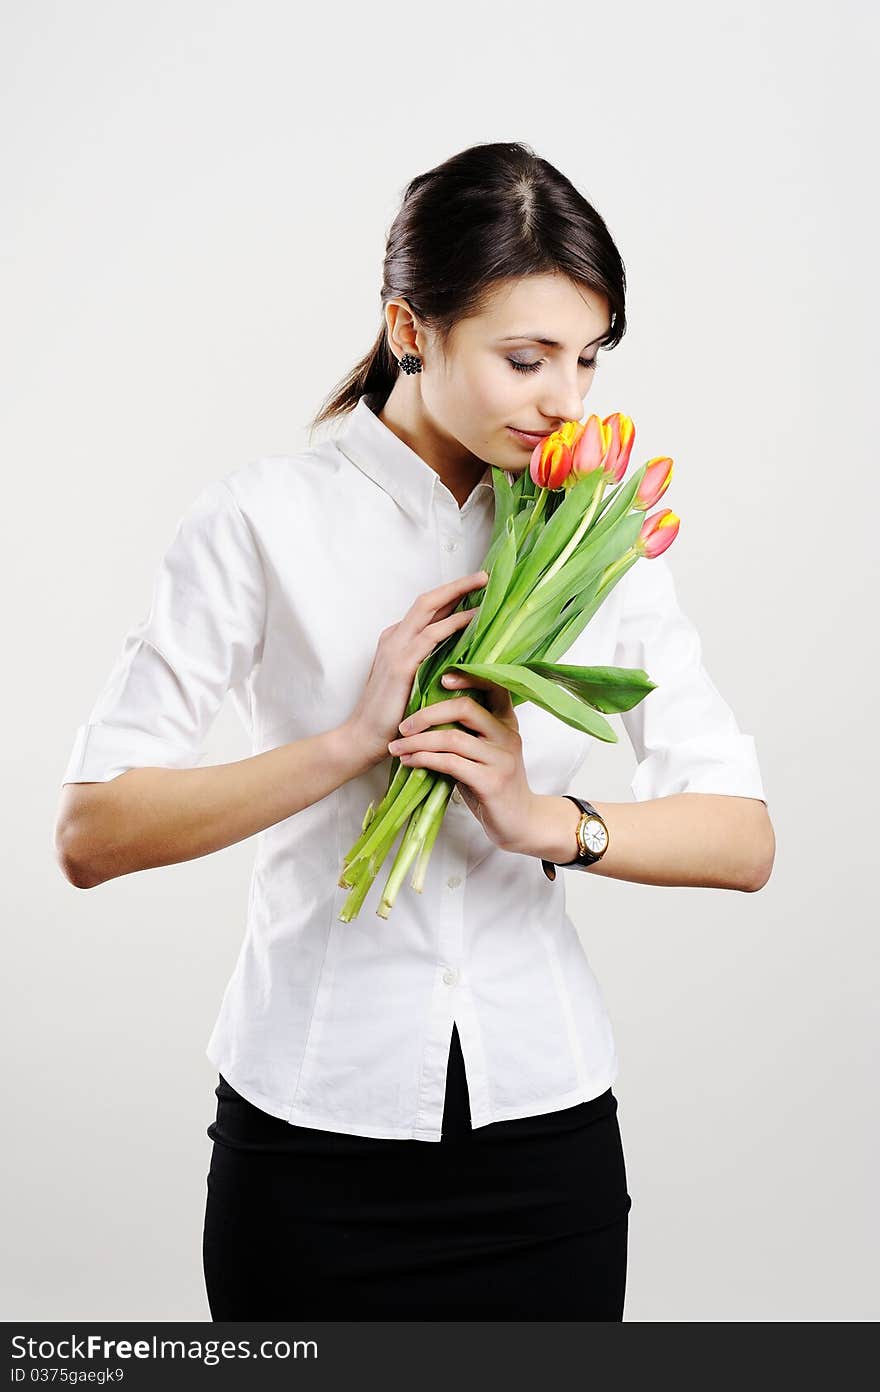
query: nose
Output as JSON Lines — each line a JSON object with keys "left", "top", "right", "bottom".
{"left": 537, "top": 371, "right": 586, "bottom": 428}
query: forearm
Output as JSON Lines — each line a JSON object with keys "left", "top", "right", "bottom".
{"left": 59, "top": 721, "right": 376, "bottom": 888}
{"left": 516, "top": 792, "right": 775, "bottom": 892}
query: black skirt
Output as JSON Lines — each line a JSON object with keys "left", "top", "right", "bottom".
{"left": 202, "top": 1023, "right": 632, "bottom": 1320}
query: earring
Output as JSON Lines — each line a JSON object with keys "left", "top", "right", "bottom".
{"left": 399, "top": 352, "right": 423, "bottom": 375}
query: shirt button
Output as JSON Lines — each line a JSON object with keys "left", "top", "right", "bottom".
{"left": 446, "top": 874, "right": 462, "bottom": 889}
{"left": 442, "top": 539, "right": 458, "bottom": 552}
{"left": 442, "top": 967, "right": 460, "bottom": 986}
{"left": 451, "top": 785, "right": 463, "bottom": 804}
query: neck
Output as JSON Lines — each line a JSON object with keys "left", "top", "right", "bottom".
{"left": 377, "top": 382, "right": 489, "bottom": 510}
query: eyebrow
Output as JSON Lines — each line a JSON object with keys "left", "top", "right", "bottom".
{"left": 497, "top": 333, "right": 607, "bottom": 350}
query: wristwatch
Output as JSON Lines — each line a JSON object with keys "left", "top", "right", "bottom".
{"left": 541, "top": 795, "right": 610, "bottom": 881}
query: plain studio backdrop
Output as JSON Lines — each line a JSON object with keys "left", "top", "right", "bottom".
{"left": 2, "top": 0, "right": 876, "bottom": 1323}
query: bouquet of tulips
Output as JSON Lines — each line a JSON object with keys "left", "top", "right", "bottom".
{"left": 338, "top": 412, "right": 679, "bottom": 921}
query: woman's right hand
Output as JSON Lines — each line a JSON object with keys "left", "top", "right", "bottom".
{"left": 343, "top": 569, "right": 489, "bottom": 769}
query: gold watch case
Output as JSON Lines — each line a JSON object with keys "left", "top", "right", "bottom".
{"left": 576, "top": 812, "right": 609, "bottom": 858}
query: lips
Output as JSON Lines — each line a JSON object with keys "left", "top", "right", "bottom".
{"left": 507, "top": 426, "right": 549, "bottom": 443}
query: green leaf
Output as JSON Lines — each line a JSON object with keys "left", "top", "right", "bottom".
{"left": 585, "top": 463, "right": 647, "bottom": 545}
{"left": 522, "top": 661, "right": 657, "bottom": 713}
{"left": 511, "top": 503, "right": 542, "bottom": 563}
{"left": 470, "top": 514, "right": 517, "bottom": 648}
{"left": 487, "top": 512, "right": 642, "bottom": 661}
{"left": 542, "top": 554, "right": 641, "bottom": 661}
{"left": 471, "top": 478, "right": 620, "bottom": 662}
{"left": 445, "top": 661, "right": 618, "bottom": 743}
{"left": 510, "top": 470, "right": 604, "bottom": 602}
{"left": 489, "top": 465, "right": 517, "bottom": 548}
{"left": 533, "top": 510, "right": 644, "bottom": 616}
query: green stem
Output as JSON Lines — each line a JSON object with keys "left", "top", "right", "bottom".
{"left": 543, "top": 473, "right": 608, "bottom": 582}
{"left": 376, "top": 806, "right": 429, "bottom": 918}
{"left": 377, "top": 774, "right": 454, "bottom": 915}
{"left": 342, "top": 759, "right": 411, "bottom": 870}
{"left": 479, "top": 473, "right": 609, "bottom": 664}
{"left": 411, "top": 793, "right": 448, "bottom": 893}
{"left": 343, "top": 765, "right": 432, "bottom": 874}
{"left": 337, "top": 863, "right": 375, "bottom": 922}
{"left": 409, "top": 778, "right": 454, "bottom": 894}
{"left": 338, "top": 772, "right": 433, "bottom": 919}
{"left": 518, "top": 486, "right": 549, "bottom": 546}
{"left": 596, "top": 544, "right": 639, "bottom": 590}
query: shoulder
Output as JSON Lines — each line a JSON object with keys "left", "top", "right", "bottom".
{"left": 194, "top": 438, "right": 348, "bottom": 541}
{"left": 221, "top": 438, "right": 345, "bottom": 504}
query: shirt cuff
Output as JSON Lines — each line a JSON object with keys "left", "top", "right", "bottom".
{"left": 630, "top": 732, "right": 767, "bottom": 803}
{"left": 61, "top": 722, "right": 200, "bottom": 784}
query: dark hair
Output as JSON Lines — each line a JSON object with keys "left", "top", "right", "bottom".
{"left": 308, "top": 140, "right": 627, "bottom": 440}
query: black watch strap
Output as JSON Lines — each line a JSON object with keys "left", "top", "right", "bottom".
{"left": 541, "top": 795, "right": 608, "bottom": 882}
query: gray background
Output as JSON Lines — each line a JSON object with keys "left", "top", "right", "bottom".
{"left": 3, "top": 0, "right": 876, "bottom": 1321}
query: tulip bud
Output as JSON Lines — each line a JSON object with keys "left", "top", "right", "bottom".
{"left": 637, "top": 508, "right": 680, "bottom": 558}
{"left": 600, "top": 413, "right": 636, "bottom": 484}
{"left": 635, "top": 456, "right": 674, "bottom": 510}
{"left": 569, "top": 415, "right": 609, "bottom": 479}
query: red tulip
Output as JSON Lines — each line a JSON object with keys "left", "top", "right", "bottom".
{"left": 637, "top": 508, "right": 680, "bottom": 557}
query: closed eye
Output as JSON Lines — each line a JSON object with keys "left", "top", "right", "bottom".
{"left": 508, "top": 355, "right": 597, "bottom": 374}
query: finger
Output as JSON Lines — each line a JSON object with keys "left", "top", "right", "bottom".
{"left": 405, "top": 572, "right": 489, "bottom": 631}
{"left": 400, "top": 695, "right": 496, "bottom": 739}
{"left": 390, "top": 726, "right": 498, "bottom": 766}
{"left": 424, "top": 606, "right": 481, "bottom": 643}
{"left": 441, "top": 671, "right": 516, "bottom": 719}
{"left": 395, "top": 748, "right": 491, "bottom": 794}
{"left": 430, "top": 589, "right": 484, "bottom": 624}
{"left": 410, "top": 608, "right": 480, "bottom": 666}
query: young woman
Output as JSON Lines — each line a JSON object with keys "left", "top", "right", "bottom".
{"left": 57, "top": 141, "right": 775, "bottom": 1321}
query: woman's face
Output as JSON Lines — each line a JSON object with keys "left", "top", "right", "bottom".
{"left": 419, "top": 272, "right": 612, "bottom": 473}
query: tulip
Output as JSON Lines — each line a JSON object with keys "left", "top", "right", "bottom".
{"left": 557, "top": 419, "right": 586, "bottom": 451}
{"left": 529, "top": 432, "right": 574, "bottom": 490}
{"left": 569, "top": 415, "right": 609, "bottom": 480}
{"left": 598, "top": 413, "right": 636, "bottom": 484}
{"left": 634, "top": 457, "right": 673, "bottom": 510}
{"left": 637, "top": 508, "right": 680, "bottom": 557}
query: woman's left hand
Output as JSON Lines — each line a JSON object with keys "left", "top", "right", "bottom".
{"left": 386, "top": 671, "right": 537, "bottom": 853}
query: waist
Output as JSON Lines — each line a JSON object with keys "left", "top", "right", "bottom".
{"left": 208, "top": 1024, "right": 617, "bottom": 1153}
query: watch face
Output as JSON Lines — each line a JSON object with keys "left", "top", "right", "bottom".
{"left": 579, "top": 817, "right": 609, "bottom": 856}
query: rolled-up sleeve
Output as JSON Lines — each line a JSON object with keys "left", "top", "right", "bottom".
{"left": 61, "top": 477, "right": 266, "bottom": 785}
{"left": 613, "top": 554, "right": 766, "bottom": 804}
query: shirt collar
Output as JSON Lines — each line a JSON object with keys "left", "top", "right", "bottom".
{"left": 335, "top": 392, "right": 500, "bottom": 528}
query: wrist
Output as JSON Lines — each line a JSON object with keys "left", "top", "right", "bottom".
{"left": 328, "top": 720, "right": 385, "bottom": 780}
{"left": 510, "top": 793, "right": 583, "bottom": 861}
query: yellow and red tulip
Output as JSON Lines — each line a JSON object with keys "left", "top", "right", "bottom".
{"left": 598, "top": 413, "right": 635, "bottom": 484}
{"left": 637, "top": 508, "right": 680, "bottom": 557}
{"left": 635, "top": 456, "right": 674, "bottom": 510}
{"left": 569, "top": 414, "right": 609, "bottom": 480}
{"left": 529, "top": 431, "right": 575, "bottom": 489}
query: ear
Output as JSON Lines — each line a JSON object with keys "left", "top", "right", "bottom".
{"left": 385, "top": 297, "right": 425, "bottom": 359}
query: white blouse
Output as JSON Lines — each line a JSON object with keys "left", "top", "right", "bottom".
{"left": 62, "top": 392, "right": 767, "bottom": 1142}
